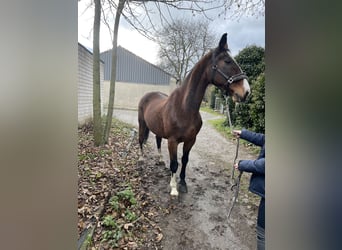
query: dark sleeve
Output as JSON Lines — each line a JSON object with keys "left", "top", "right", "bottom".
{"left": 238, "top": 158, "right": 265, "bottom": 175}
{"left": 240, "top": 129, "right": 265, "bottom": 147}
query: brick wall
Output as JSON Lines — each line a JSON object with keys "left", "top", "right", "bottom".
{"left": 78, "top": 44, "right": 104, "bottom": 125}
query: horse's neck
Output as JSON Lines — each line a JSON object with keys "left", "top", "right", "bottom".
{"left": 181, "top": 55, "right": 211, "bottom": 112}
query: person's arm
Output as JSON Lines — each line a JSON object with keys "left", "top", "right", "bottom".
{"left": 237, "top": 158, "right": 265, "bottom": 175}
{"left": 239, "top": 129, "right": 264, "bottom": 147}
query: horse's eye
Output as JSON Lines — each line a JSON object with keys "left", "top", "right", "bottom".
{"left": 225, "top": 60, "right": 232, "bottom": 64}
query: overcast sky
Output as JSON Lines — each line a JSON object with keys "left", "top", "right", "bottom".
{"left": 78, "top": 0, "right": 265, "bottom": 65}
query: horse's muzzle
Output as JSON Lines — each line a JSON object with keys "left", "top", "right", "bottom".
{"left": 243, "top": 90, "right": 250, "bottom": 102}
{"left": 240, "top": 79, "right": 251, "bottom": 102}
{"left": 234, "top": 89, "right": 250, "bottom": 103}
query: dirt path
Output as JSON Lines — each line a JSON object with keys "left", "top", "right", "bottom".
{"left": 113, "top": 109, "right": 258, "bottom": 250}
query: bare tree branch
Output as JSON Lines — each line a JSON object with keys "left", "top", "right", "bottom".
{"left": 155, "top": 18, "right": 217, "bottom": 83}
{"left": 99, "top": 0, "right": 264, "bottom": 45}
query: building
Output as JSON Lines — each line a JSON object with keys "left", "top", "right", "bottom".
{"left": 100, "top": 46, "right": 177, "bottom": 110}
{"left": 78, "top": 43, "right": 104, "bottom": 125}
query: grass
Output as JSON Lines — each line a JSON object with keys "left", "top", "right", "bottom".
{"left": 101, "top": 215, "right": 123, "bottom": 248}
{"left": 200, "top": 106, "right": 223, "bottom": 116}
{"left": 209, "top": 118, "right": 234, "bottom": 139}
{"left": 101, "top": 186, "right": 138, "bottom": 247}
{"left": 207, "top": 117, "right": 261, "bottom": 156}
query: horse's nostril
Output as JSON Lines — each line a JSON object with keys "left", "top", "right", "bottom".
{"left": 243, "top": 90, "right": 250, "bottom": 102}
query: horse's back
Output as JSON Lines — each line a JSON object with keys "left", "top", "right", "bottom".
{"left": 138, "top": 91, "right": 168, "bottom": 117}
{"left": 139, "top": 91, "right": 168, "bottom": 103}
{"left": 139, "top": 91, "right": 168, "bottom": 111}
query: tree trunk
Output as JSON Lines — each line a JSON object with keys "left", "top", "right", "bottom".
{"left": 103, "top": 0, "right": 126, "bottom": 143}
{"left": 93, "top": 0, "right": 103, "bottom": 146}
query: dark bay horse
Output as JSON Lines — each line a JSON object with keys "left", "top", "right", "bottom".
{"left": 138, "top": 33, "right": 250, "bottom": 196}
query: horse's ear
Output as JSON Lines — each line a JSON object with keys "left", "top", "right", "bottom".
{"left": 219, "top": 33, "right": 228, "bottom": 51}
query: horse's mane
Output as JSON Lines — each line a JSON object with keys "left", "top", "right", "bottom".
{"left": 180, "top": 49, "right": 215, "bottom": 87}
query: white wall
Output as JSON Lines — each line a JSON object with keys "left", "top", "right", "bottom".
{"left": 78, "top": 44, "right": 104, "bottom": 125}
{"left": 102, "top": 78, "right": 177, "bottom": 111}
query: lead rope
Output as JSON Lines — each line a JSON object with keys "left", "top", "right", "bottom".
{"left": 225, "top": 96, "right": 243, "bottom": 219}
{"left": 225, "top": 96, "right": 234, "bottom": 182}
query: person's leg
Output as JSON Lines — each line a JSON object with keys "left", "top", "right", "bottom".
{"left": 256, "top": 198, "right": 265, "bottom": 250}
{"left": 257, "top": 225, "right": 265, "bottom": 250}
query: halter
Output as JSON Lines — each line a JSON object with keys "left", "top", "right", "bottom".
{"left": 211, "top": 50, "right": 248, "bottom": 89}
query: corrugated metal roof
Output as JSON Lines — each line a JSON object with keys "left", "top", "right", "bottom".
{"left": 78, "top": 42, "right": 105, "bottom": 64}
{"left": 100, "top": 46, "right": 173, "bottom": 85}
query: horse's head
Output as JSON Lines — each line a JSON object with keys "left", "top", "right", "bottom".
{"left": 209, "top": 33, "right": 250, "bottom": 102}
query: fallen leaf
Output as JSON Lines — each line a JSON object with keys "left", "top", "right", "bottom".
{"left": 155, "top": 233, "right": 163, "bottom": 242}
{"left": 127, "top": 241, "right": 138, "bottom": 249}
{"left": 124, "top": 223, "right": 133, "bottom": 230}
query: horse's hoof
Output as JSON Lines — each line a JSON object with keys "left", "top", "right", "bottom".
{"left": 178, "top": 184, "right": 188, "bottom": 193}
{"left": 178, "top": 180, "right": 188, "bottom": 193}
{"left": 137, "top": 156, "right": 144, "bottom": 165}
{"left": 156, "top": 160, "right": 165, "bottom": 166}
{"left": 170, "top": 188, "right": 179, "bottom": 196}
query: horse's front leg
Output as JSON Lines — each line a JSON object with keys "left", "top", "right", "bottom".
{"left": 168, "top": 139, "right": 179, "bottom": 196}
{"left": 179, "top": 138, "right": 196, "bottom": 193}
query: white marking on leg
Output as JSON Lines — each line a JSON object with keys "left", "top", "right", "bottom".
{"left": 138, "top": 155, "right": 144, "bottom": 162}
{"left": 138, "top": 148, "right": 144, "bottom": 162}
{"left": 158, "top": 148, "right": 163, "bottom": 163}
{"left": 170, "top": 174, "right": 178, "bottom": 196}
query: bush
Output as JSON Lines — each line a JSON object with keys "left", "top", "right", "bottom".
{"left": 232, "top": 45, "right": 265, "bottom": 132}
{"left": 249, "top": 73, "right": 265, "bottom": 133}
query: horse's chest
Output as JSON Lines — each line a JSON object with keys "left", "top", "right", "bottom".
{"left": 175, "top": 120, "right": 202, "bottom": 140}
{"left": 185, "top": 126, "right": 200, "bottom": 137}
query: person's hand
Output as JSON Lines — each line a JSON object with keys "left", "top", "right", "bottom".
{"left": 232, "top": 130, "right": 241, "bottom": 138}
{"left": 234, "top": 163, "right": 239, "bottom": 170}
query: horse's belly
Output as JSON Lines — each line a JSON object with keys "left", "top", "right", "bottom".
{"left": 147, "top": 121, "right": 165, "bottom": 137}
{"left": 144, "top": 110, "right": 166, "bottom": 137}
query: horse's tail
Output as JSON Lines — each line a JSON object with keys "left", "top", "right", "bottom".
{"left": 142, "top": 125, "right": 150, "bottom": 144}
{"left": 138, "top": 119, "right": 150, "bottom": 152}
{"left": 138, "top": 103, "right": 150, "bottom": 151}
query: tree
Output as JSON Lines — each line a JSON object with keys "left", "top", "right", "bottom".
{"left": 155, "top": 19, "right": 217, "bottom": 83}
{"left": 102, "top": 0, "right": 126, "bottom": 143}
{"left": 93, "top": 0, "right": 103, "bottom": 146}
{"left": 234, "top": 45, "right": 265, "bottom": 82}
{"left": 115, "top": 0, "right": 265, "bottom": 41}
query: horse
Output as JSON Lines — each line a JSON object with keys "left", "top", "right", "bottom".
{"left": 138, "top": 33, "right": 250, "bottom": 196}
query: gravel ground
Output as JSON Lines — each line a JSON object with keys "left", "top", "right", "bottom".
{"left": 113, "top": 108, "right": 259, "bottom": 250}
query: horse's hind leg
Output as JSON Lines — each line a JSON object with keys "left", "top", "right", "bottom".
{"left": 156, "top": 136, "right": 164, "bottom": 165}
{"left": 179, "top": 138, "right": 196, "bottom": 193}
